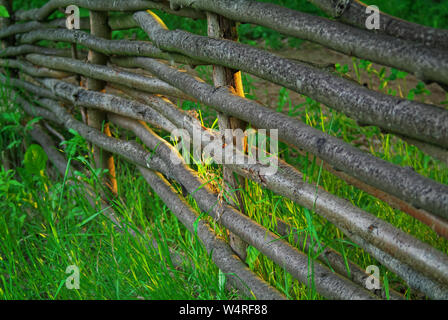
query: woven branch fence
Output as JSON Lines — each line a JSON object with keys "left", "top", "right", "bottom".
{"left": 1, "top": 0, "right": 448, "bottom": 300}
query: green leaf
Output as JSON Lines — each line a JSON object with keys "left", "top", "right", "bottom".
{"left": 0, "top": 5, "right": 10, "bottom": 18}
{"left": 24, "top": 144, "right": 48, "bottom": 175}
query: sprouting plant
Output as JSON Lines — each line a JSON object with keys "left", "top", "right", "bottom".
{"left": 407, "top": 81, "right": 431, "bottom": 101}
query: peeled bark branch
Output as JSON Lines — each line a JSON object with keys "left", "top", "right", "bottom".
{"left": 86, "top": 10, "right": 117, "bottom": 193}
{"left": 112, "top": 56, "right": 448, "bottom": 222}
{"left": 15, "top": 0, "right": 205, "bottom": 22}
{"left": 168, "top": 0, "right": 448, "bottom": 86}
{"left": 26, "top": 54, "right": 190, "bottom": 100}
{"left": 207, "top": 11, "right": 248, "bottom": 262}
{"left": 19, "top": 28, "right": 203, "bottom": 66}
{"left": 308, "top": 0, "right": 448, "bottom": 50}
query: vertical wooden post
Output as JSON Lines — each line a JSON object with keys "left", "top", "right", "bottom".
{"left": 207, "top": 12, "right": 248, "bottom": 261}
{"left": 0, "top": 0, "right": 13, "bottom": 49}
{"left": 87, "top": 11, "right": 117, "bottom": 194}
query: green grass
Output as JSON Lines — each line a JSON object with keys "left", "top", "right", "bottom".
{"left": 1, "top": 0, "right": 448, "bottom": 300}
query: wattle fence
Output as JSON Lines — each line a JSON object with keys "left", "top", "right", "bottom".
{"left": 1, "top": 0, "right": 447, "bottom": 300}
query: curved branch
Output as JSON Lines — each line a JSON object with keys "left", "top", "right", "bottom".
{"left": 108, "top": 115, "right": 377, "bottom": 300}
{"left": 14, "top": 77, "right": 448, "bottom": 293}
{"left": 29, "top": 114, "right": 283, "bottom": 299}
{"left": 0, "top": 75, "right": 59, "bottom": 100}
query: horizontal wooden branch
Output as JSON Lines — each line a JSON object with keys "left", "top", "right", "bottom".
{"left": 19, "top": 28, "right": 203, "bottom": 66}
{"left": 0, "top": 14, "right": 144, "bottom": 40}
{"left": 22, "top": 93, "right": 376, "bottom": 299}
{"left": 0, "top": 19, "right": 89, "bottom": 40}
{"left": 0, "top": 75, "right": 59, "bottom": 100}
{"left": 0, "top": 58, "right": 72, "bottom": 78}
{"left": 168, "top": 0, "right": 448, "bottom": 86}
{"left": 26, "top": 54, "right": 190, "bottom": 100}
{"left": 38, "top": 78, "right": 177, "bottom": 133}
{"left": 15, "top": 0, "right": 205, "bottom": 22}
{"left": 8, "top": 89, "right": 62, "bottom": 124}
{"left": 308, "top": 0, "right": 448, "bottom": 50}
{"left": 0, "top": 44, "right": 86, "bottom": 59}
{"left": 29, "top": 124, "right": 187, "bottom": 265}
{"left": 295, "top": 148, "right": 448, "bottom": 240}
{"left": 112, "top": 56, "right": 448, "bottom": 223}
